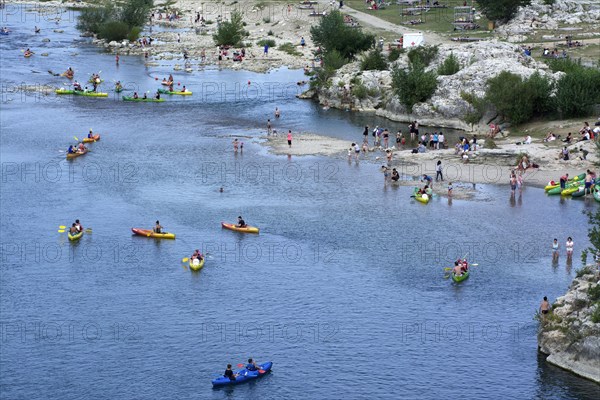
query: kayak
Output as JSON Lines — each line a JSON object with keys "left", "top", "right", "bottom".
{"left": 594, "top": 187, "right": 600, "bottom": 203}
{"left": 66, "top": 149, "right": 89, "bottom": 159}
{"left": 73, "top": 90, "right": 108, "bottom": 97}
{"left": 122, "top": 96, "right": 165, "bottom": 102}
{"left": 189, "top": 258, "right": 205, "bottom": 271}
{"left": 83, "top": 134, "right": 100, "bottom": 143}
{"left": 56, "top": 89, "right": 74, "bottom": 95}
{"left": 413, "top": 188, "right": 430, "bottom": 204}
{"left": 24, "top": 53, "right": 33, "bottom": 58}
{"left": 88, "top": 78, "right": 104, "bottom": 84}
{"left": 452, "top": 269, "right": 469, "bottom": 283}
{"left": 212, "top": 362, "right": 273, "bottom": 387}
{"left": 161, "top": 80, "right": 173, "bottom": 86}
{"left": 157, "top": 88, "right": 192, "bottom": 96}
{"left": 131, "top": 228, "right": 175, "bottom": 239}
{"left": 68, "top": 230, "right": 83, "bottom": 241}
{"left": 561, "top": 185, "right": 581, "bottom": 196}
{"left": 544, "top": 173, "right": 585, "bottom": 191}
{"left": 571, "top": 186, "right": 586, "bottom": 198}
{"left": 61, "top": 72, "right": 74, "bottom": 79}
{"left": 115, "top": 87, "right": 123, "bottom": 93}
{"left": 221, "top": 222, "right": 259, "bottom": 234}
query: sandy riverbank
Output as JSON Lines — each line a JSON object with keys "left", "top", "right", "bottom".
{"left": 259, "top": 128, "right": 599, "bottom": 192}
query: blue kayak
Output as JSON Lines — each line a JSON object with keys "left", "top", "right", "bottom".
{"left": 212, "top": 362, "right": 272, "bottom": 387}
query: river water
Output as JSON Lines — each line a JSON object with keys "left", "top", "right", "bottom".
{"left": 1, "top": 4, "right": 599, "bottom": 399}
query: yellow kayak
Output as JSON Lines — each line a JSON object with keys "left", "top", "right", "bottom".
{"left": 189, "top": 258, "right": 205, "bottom": 271}
{"left": 68, "top": 230, "right": 83, "bottom": 241}
{"left": 561, "top": 186, "right": 581, "bottom": 196}
{"left": 131, "top": 228, "right": 175, "bottom": 239}
{"left": 221, "top": 222, "right": 259, "bottom": 234}
{"left": 73, "top": 91, "right": 108, "bottom": 98}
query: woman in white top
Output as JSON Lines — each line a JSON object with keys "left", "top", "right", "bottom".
{"left": 566, "top": 237, "right": 574, "bottom": 257}
{"left": 552, "top": 238, "right": 559, "bottom": 260}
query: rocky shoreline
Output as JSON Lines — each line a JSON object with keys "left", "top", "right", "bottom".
{"left": 538, "top": 267, "right": 600, "bottom": 384}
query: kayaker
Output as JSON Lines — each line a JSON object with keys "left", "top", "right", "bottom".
{"left": 422, "top": 174, "right": 433, "bottom": 188}
{"left": 246, "top": 358, "right": 259, "bottom": 371}
{"left": 133, "top": 92, "right": 139, "bottom": 99}
{"left": 540, "top": 296, "right": 550, "bottom": 317}
{"left": 87, "top": 129, "right": 94, "bottom": 139}
{"left": 142, "top": 93, "right": 148, "bottom": 100}
{"left": 73, "top": 81, "right": 82, "bottom": 91}
{"left": 77, "top": 142, "right": 86, "bottom": 152}
{"left": 566, "top": 237, "right": 574, "bottom": 257}
{"left": 191, "top": 249, "right": 203, "bottom": 261}
{"left": 237, "top": 216, "right": 247, "bottom": 228}
{"left": 559, "top": 173, "right": 569, "bottom": 189}
{"left": 224, "top": 364, "right": 238, "bottom": 381}
{"left": 154, "top": 221, "right": 163, "bottom": 233}
{"left": 424, "top": 185, "right": 433, "bottom": 197}
{"left": 116, "top": 81, "right": 122, "bottom": 91}
{"left": 75, "top": 219, "right": 83, "bottom": 232}
{"left": 181, "top": 85, "right": 187, "bottom": 92}
{"left": 168, "top": 74, "right": 173, "bottom": 82}
{"left": 452, "top": 261, "right": 462, "bottom": 276}
{"left": 155, "top": 91, "right": 161, "bottom": 100}
{"left": 67, "top": 145, "right": 75, "bottom": 154}
{"left": 69, "top": 223, "right": 78, "bottom": 234}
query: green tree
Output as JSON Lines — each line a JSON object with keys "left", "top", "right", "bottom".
{"left": 477, "top": 0, "right": 531, "bottom": 23}
{"left": 484, "top": 71, "right": 553, "bottom": 124}
{"left": 77, "top": 3, "right": 115, "bottom": 33}
{"left": 213, "top": 11, "right": 245, "bottom": 46}
{"left": 120, "top": 0, "right": 154, "bottom": 28}
{"left": 407, "top": 45, "right": 438, "bottom": 67}
{"left": 554, "top": 67, "right": 600, "bottom": 118}
{"left": 391, "top": 60, "right": 438, "bottom": 112}
{"left": 310, "top": 10, "right": 374, "bottom": 60}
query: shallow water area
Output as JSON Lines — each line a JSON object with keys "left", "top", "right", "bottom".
{"left": 1, "top": 4, "right": 599, "bottom": 399}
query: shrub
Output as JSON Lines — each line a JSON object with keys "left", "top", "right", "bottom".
{"left": 555, "top": 67, "right": 600, "bottom": 118}
{"left": 438, "top": 52, "right": 460, "bottom": 75}
{"left": 323, "top": 49, "right": 347, "bottom": 70}
{"left": 77, "top": 3, "right": 115, "bottom": 33}
{"left": 546, "top": 58, "right": 583, "bottom": 73}
{"left": 310, "top": 10, "right": 374, "bottom": 61}
{"left": 98, "top": 21, "right": 130, "bottom": 42}
{"left": 407, "top": 45, "right": 438, "bottom": 67}
{"left": 589, "top": 285, "right": 600, "bottom": 302}
{"left": 477, "top": 0, "right": 532, "bottom": 23}
{"left": 127, "top": 26, "right": 142, "bottom": 42}
{"left": 257, "top": 39, "right": 276, "bottom": 48}
{"left": 460, "top": 91, "right": 487, "bottom": 125}
{"left": 352, "top": 83, "right": 368, "bottom": 99}
{"left": 267, "top": 29, "right": 274, "bottom": 36}
{"left": 360, "top": 49, "right": 387, "bottom": 71}
{"left": 388, "top": 48, "right": 403, "bottom": 62}
{"left": 592, "top": 304, "right": 600, "bottom": 323}
{"left": 213, "top": 11, "right": 245, "bottom": 46}
{"left": 279, "top": 42, "right": 302, "bottom": 56}
{"left": 121, "top": 0, "right": 153, "bottom": 28}
{"left": 391, "top": 60, "right": 438, "bottom": 112}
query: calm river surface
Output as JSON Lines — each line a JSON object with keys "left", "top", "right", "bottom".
{"left": 1, "top": 5, "right": 599, "bottom": 399}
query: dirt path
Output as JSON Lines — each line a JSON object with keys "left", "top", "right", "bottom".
{"left": 318, "top": 1, "right": 450, "bottom": 45}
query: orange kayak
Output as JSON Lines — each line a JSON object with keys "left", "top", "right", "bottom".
{"left": 221, "top": 222, "right": 259, "bottom": 234}
{"left": 83, "top": 134, "right": 100, "bottom": 143}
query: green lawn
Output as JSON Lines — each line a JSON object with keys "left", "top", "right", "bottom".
{"left": 344, "top": 0, "right": 493, "bottom": 36}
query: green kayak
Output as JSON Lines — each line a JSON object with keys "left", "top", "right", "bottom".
{"left": 55, "top": 89, "right": 74, "bottom": 95}
{"left": 594, "top": 188, "right": 600, "bottom": 203}
{"left": 452, "top": 270, "right": 469, "bottom": 283}
{"left": 547, "top": 180, "right": 581, "bottom": 195}
{"left": 122, "top": 96, "right": 165, "bottom": 102}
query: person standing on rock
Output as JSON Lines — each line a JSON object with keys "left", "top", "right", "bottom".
{"left": 436, "top": 160, "right": 443, "bottom": 182}
{"left": 540, "top": 296, "right": 550, "bottom": 318}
